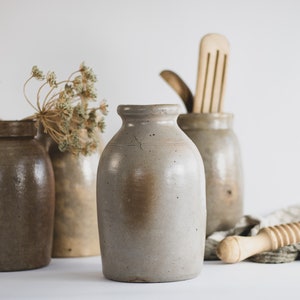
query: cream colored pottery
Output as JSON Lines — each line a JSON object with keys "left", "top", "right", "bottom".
{"left": 49, "top": 150, "right": 101, "bottom": 257}
{"left": 97, "top": 104, "right": 206, "bottom": 282}
{"left": 178, "top": 113, "right": 243, "bottom": 236}
{"left": 38, "top": 131, "right": 103, "bottom": 257}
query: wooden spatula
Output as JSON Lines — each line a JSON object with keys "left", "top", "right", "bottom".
{"left": 193, "top": 33, "right": 230, "bottom": 113}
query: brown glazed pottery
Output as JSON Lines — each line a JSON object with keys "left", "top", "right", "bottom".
{"left": 178, "top": 113, "right": 243, "bottom": 236}
{"left": 97, "top": 104, "right": 206, "bottom": 282}
{"left": 0, "top": 120, "right": 55, "bottom": 271}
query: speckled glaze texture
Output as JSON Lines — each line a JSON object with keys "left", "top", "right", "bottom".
{"left": 0, "top": 121, "right": 55, "bottom": 271}
{"left": 178, "top": 113, "right": 243, "bottom": 236}
{"left": 97, "top": 105, "right": 206, "bottom": 283}
{"left": 40, "top": 133, "right": 102, "bottom": 258}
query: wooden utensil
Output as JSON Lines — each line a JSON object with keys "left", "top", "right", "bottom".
{"left": 193, "top": 33, "right": 229, "bottom": 113}
{"left": 216, "top": 222, "right": 300, "bottom": 263}
{"left": 160, "top": 70, "right": 194, "bottom": 113}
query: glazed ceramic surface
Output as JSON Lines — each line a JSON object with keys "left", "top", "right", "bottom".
{"left": 0, "top": 121, "right": 55, "bottom": 271}
{"left": 39, "top": 132, "right": 102, "bottom": 258}
{"left": 178, "top": 113, "right": 243, "bottom": 236}
{"left": 97, "top": 104, "right": 206, "bottom": 282}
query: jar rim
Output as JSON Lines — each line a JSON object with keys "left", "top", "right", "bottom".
{"left": 178, "top": 112, "right": 233, "bottom": 118}
{"left": 178, "top": 112, "right": 234, "bottom": 130}
{"left": 0, "top": 120, "right": 37, "bottom": 137}
{"left": 117, "top": 104, "right": 180, "bottom": 116}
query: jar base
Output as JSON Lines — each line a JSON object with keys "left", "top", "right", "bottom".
{"left": 0, "top": 259, "right": 51, "bottom": 272}
{"left": 102, "top": 270, "right": 201, "bottom": 283}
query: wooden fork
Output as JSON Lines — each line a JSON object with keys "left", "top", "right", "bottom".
{"left": 193, "top": 33, "right": 230, "bottom": 113}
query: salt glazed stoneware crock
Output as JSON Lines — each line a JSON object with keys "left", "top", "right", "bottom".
{"left": 97, "top": 104, "right": 206, "bottom": 283}
{"left": 178, "top": 113, "right": 243, "bottom": 236}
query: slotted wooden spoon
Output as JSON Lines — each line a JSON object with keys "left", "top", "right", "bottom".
{"left": 193, "top": 33, "right": 230, "bottom": 113}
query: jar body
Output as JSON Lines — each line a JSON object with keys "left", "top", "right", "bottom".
{"left": 178, "top": 113, "right": 243, "bottom": 236}
{"left": 97, "top": 105, "right": 206, "bottom": 282}
{"left": 0, "top": 121, "right": 55, "bottom": 271}
{"left": 39, "top": 132, "right": 102, "bottom": 257}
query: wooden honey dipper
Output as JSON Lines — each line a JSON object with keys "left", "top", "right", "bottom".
{"left": 216, "top": 222, "right": 300, "bottom": 263}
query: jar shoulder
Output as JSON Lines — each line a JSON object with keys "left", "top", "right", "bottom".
{"left": 0, "top": 138, "right": 48, "bottom": 156}
{"left": 100, "top": 129, "right": 203, "bottom": 171}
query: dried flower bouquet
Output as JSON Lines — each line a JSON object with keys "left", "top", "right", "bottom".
{"left": 23, "top": 63, "right": 108, "bottom": 155}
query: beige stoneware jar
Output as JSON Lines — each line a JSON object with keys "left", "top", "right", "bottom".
{"left": 178, "top": 113, "right": 243, "bottom": 237}
{"left": 38, "top": 130, "right": 102, "bottom": 258}
{"left": 97, "top": 104, "right": 206, "bottom": 283}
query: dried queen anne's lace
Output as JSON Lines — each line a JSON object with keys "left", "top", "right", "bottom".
{"left": 23, "top": 63, "right": 108, "bottom": 155}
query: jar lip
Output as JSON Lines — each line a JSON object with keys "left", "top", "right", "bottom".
{"left": 177, "top": 113, "right": 234, "bottom": 130}
{"left": 178, "top": 112, "right": 233, "bottom": 119}
{"left": 0, "top": 120, "right": 37, "bottom": 137}
{"left": 118, "top": 104, "right": 180, "bottom": 116}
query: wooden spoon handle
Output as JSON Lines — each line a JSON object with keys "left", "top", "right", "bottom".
{"left": 216, "top": 222, "right": 300, "bottom": 263}
{"left": 160, "top": 70, "right": 194, "bottom": 113}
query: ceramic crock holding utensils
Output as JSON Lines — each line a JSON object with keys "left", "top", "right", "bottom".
{"left": 178, "top": 113, "right": 243, "bottom": 236}
{"left": 97, "top": 104, "right": 206, "bottom": 282}
{"left": 162, "top": 33, "right": 243, "bottom": 237}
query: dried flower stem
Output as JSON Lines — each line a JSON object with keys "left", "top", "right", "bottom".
{"left": 23, "top": 76, "right": 39, "bottom": 112}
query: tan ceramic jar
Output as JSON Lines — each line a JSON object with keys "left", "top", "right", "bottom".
{"left": 178, "top": 113, "right": 243, "bottom": 236}
{"left": 38, "top": 131, "right": 102, "bottom": 258}
{"left": 97, "top": 104, "right": 206, "bottom": 282}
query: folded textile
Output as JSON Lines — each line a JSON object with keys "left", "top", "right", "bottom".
{"left": 205, "top": 205, "right": 300, "bottom": 263}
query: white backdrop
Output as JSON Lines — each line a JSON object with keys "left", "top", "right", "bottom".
{"left": 1, "top": 0, "right": 300, "bottom": 216}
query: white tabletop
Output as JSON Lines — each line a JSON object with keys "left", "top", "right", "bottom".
{"left": 1, "top": 256, "right": 299, "bottom": 300}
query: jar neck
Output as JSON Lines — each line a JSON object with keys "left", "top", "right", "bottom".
{"left": 117, "top": 104, "right": 180, "bottom": 125}
{"left": 177, "top": 113, "right": 233, "bottom": 130}
{"left": 0, "top": 120, "right": 37, "bottom": 138}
